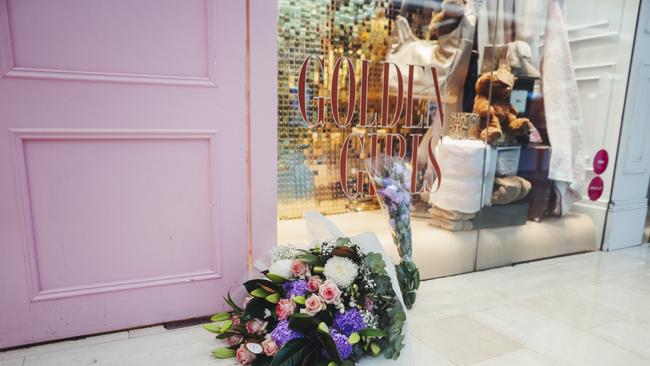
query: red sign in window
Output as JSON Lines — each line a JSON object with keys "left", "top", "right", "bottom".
{"left": 588, "top": 177, "right": 605, "bottom": 201}
{"left": 593, "top": 149, "right": 609, "bottom": 175}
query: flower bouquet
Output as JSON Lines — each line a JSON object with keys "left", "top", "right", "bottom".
{"left": 367, "top": 156, "right": 420, "bottom": 309}
{"left": 205, "top": 238, "right": 407, "bottom": 365}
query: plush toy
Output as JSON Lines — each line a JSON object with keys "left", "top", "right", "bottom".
{"left": 470, "top": 63, "right": 531, "bottom": 144}
{"left": 428, "top": 0, "right": 465, "bottom": 38}
{"left": 491, "top": 176, "right": 532, "bottom": 205}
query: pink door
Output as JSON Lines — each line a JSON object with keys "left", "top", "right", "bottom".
{"left": 0, "top": 0, "right": 250, "bottom": 348}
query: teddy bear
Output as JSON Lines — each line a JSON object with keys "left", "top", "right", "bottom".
{"left": 428, "top": 0, "right": 466, "bottom": 38}
{"left": 470, "top": 63, "right": 531, "bottom": 144}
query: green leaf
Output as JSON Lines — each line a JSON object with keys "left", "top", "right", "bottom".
{"left": 288, "top": 314, "right": 318, "bottom": 333}
{"left": 203, "top": 322, "right": 222, "bottom": 334}
{"left": 266, "top": 272, "right": 288, "bottom": 284}
{"left": 266, "top": 293, "right": 280, "bottom": 304}
{"left": 210, "top": 311, "right": 231, "bottom": 322}
{"left": 212, "top": 347, "right": 236, "bottom": 358}
{"left": 369, "top": 342, "right": 382, "bottom": 356}
{"left": 291, "top": 296, "right": 305, "bottom": 305}
{"left": 244, "top": 279, "right": 283, "bottom": 295}
{"left": 317, "top": 322, "right": 329, "bottom": 334}
{"left": 313, "top": 266, "right": 325, "bottom": 274}
{"left": 250, "top": 288, "right": 269, "bottom": 298}
{"left": 296, "top": 253, "right": 321, "bottom": 266}
{"left": 270, "top": 338, "right": 315, "bottom": 366}
{"left": 364, "top": 252, "right": 387, "bottom": 275}
{"left": 317, "top": 332, "right": 342, "bottom": 364}
{"left": 336, "top": 237, "right": 351, "bottom": 246}
{"left": 219, "top": 319, "right": 233, "bottom": 333}
{"left": 358, "top": 328, "right": 386, "bottom": 338}
{"left": 348, "top": 332, "right": 360, "bottom": 345}
{"left": 244, "top": 297, "right": 275, "bottom": 320}
{"left": 301, "top": 347, "right": 319, "bottom": 366}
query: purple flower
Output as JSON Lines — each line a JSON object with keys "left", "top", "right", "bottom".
{"left": 333, "top": 308, "right": 366, "bottom": 336}
{"left": 382, "top": 178, "right": 396, "bottom": 187}
{"left": 398, "top": 191, "right": 411, "bottom": 205}
{"left": 378, "top": 187, "right": 400, "bottom": 204}
{"left": 270, "top": 320, "right": 303, "bottom": 348}
{"left": 283, "top": 279, "right": 308, "bottom": 298}
{"left": 322, "top": 329, "right": 353, "bottom": 360}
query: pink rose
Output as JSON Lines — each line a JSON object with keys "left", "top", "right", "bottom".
{"left": 262, "top": 338, "right": 278, "bottom": 356}
{"left": 231, "top": 314, "right": 241, "bottom": 326}
{"left": 236, "top": 344, "right": 256, "bottom": 365}
{"left": 364, "top": 296, "right": 374, "bottom": 311}
{"left": 226, "top": 333, "right": 244, "bottom": 346}
{"left": 245, "top": 318, "right": 268, "bottom": 335}
{"left": 318, "top": 279, "right": 342, "bottom": 304}
{"left": 304, "top": 294, "right": 324, "bottom": 316}
{"left": 276, "top": 299, "right": 296, "bottom": 321}
{"left": 291, "top": 260, "right": 309, "bottom": 277}
{"left": 307, "top": 275, "right": 323, "bottom": 293}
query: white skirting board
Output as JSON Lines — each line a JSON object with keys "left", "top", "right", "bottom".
{"left": 278, "top": 211, "right": 597, "bottom": 279}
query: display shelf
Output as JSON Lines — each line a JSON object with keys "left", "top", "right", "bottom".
{"left": 278, "top": 211, "right": 597, "bottom": 279}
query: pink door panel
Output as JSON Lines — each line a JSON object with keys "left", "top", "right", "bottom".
{"left": 0, "top": 0, "right": 248, "bottom": 348}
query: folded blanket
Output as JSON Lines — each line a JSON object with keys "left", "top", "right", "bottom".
{"left": 437, "top": 137, "right": 488, "bottom": 177}
{"left": 430, "top": 217, "right": 475, "bottom": 231}
{"left": 430, "top": 206, "right": 476, "bottom": 221}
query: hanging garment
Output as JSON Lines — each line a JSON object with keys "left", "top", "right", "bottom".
{"left": 541, "top": 0, "right": 586, "bottom": 213}
{"left": 477, "top": 0, "right": 546, "bottom": 71}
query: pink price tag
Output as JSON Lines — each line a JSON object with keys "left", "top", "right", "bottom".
{"left": 593, "top": 149, "right": 609, "bottom": 175}
{"left": 588, "top": 177, "right": 604, "bottom": 201}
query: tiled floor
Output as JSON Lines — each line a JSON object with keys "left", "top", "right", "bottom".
{"left": 2, "top": 244, "right": 649, "bottom": 366}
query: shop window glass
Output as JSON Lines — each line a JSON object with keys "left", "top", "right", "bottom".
{"left": 276, "top": 0, "right": 636, "bottom": 278}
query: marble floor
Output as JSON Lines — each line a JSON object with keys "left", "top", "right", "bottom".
{"left": 2, "top": 244, "right": 650, "bottom": 366}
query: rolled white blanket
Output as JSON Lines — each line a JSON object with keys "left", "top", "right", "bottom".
{"left": 430, "top": 137, "right": 491, "bottom": 213}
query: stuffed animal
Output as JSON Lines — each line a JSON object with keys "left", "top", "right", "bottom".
{"left": 491, "top": 176, "right": 532, "bottom": 205}
{"left": 428, "top": 0, "right": 465, "bottom": 38}
{"left": 470, "top": 63, "right": 531, "bottom": 144}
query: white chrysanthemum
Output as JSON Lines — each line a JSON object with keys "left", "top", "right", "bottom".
{"left": 323, "top": 256, "right": 358, "bottom": 288}
{"left": 269, "top": 259, "right": 293, "bottom": 279}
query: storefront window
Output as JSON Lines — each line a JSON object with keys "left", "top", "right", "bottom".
{"left": 276, "top": 0, "right": 636, "bottom": 278}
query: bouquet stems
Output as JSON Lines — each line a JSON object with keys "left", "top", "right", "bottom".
{"left": 367, "top": 156, "right": 421, "bottom": 309}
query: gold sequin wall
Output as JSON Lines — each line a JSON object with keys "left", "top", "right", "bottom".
{"left": 278, "top": 0, "right": 438, "bottom": 220}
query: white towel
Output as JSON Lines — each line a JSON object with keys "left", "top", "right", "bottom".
{"left": 430, "top": 137, "right": 492, "bottom": 213}
{"left": 542, "top": 0, "right": 586, "bottom": 210}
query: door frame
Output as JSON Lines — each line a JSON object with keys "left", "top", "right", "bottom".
{"left": 248, "top": 0, "right": 278, "bottom": 269}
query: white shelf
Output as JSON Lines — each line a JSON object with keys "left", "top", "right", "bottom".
{"left": 278, "top": 211, "right": 597, "bottom": 279}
